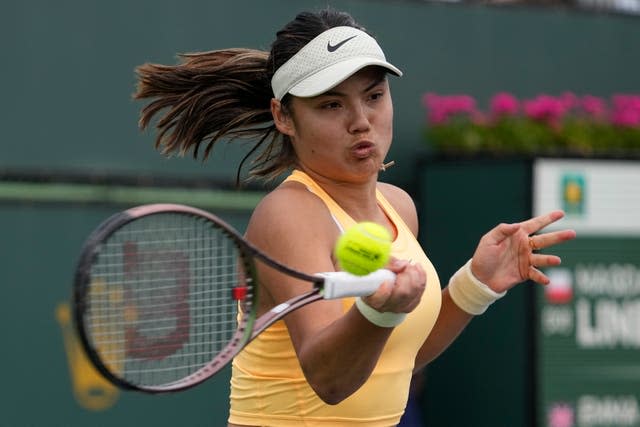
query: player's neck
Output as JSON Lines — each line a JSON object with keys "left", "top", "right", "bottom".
{"left": 300, "top": 168, "right": 383, "bottom": 223}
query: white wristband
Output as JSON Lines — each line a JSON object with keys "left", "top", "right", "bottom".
{"left": 355, "top": 297, "right": 406, "bottom": 328}
{"left": 448, "top": 259, "right": 507, "bottom": 315}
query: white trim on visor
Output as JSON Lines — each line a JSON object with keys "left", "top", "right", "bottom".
{"left": 271, "top": 26, "right": 402, "bottom": 100}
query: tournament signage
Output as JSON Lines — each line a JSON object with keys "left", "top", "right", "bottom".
{"left": 533, "top": 159, "right": 640, "bottom": 427}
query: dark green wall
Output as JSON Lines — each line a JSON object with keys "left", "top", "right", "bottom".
{"left": 417, "top": 158, "right": 535, "bottom": 427}
{"left": 0, "top": 202, "right": 252, "bottom": 426}
{"left": 2, "top": 0, "right": 639, "bottom": 187}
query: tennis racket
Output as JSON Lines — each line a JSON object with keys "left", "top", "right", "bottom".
{"left": 73, "top": 203, "right": 395, "bottom": 393}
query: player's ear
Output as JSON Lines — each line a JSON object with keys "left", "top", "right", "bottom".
{"left": 271, "top": 98, "right": 295, "bottom": 137}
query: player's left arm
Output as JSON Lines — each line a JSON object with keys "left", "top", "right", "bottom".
{"left": 378, "top": 184, "right": 576, "bottom": 371}
{"left": 414, "top": 211, "right": 576, "bottom": 371}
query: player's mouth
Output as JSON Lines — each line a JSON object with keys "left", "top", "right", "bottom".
{"left": 351, "top": 141, "right": 376, "bottom": 159}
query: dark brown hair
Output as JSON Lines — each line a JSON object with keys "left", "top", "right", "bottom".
{"left": 134, "top": 9, "right": 366, "bottom": 184}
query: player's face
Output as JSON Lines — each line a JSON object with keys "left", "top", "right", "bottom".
{"left": 278, "top": 66, "right": 394, "bottom": 183}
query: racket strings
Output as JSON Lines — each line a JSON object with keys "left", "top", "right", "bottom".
{"left": 84, "top": 212, "right": 252, "bottom": 388}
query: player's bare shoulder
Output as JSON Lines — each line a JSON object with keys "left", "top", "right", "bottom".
{"left": 376, "top": 182, "right": 419, "bottom": 236}
{"left": 246, "top": 180, "right": 339, "bottom": 253}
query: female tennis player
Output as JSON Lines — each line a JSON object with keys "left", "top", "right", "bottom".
{"left": 133, "top": 8, "right": 576, "bottom": 426}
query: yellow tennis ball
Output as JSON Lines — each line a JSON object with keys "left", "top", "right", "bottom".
{"left": 335, "top": 222, "right": 392, "bottom": 276}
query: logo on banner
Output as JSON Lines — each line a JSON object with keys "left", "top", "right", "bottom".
{"left": 548, "top": 402, "right": 575, "bottom": 427}
{"left": 56, "top": 301, "right": 119, "bottom": 411}
{"left": 547, "top": 396, "right": 640, "bottom": 427}
{"left": 561, "top": 174, "right": 585, "bottom": 216}
{"left": 545, "top": 268, "right": 574, "bottom": 304}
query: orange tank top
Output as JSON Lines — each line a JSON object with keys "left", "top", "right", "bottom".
{"left": 229, "top": 170, "right": 442, "bottom": 426}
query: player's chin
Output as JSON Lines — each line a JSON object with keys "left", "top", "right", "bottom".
{"left": 352, "top": 156, "right": 384, "bottom": 175}
{"left": 337, "top": 157, "right": 384, "bottom": 182}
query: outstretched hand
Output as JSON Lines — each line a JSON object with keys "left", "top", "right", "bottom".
{"left": 470, "top": 210, "right": 577, "bottom": 293}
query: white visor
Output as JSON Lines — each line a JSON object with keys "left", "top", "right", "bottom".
{"left": 271, "top": 26, "right": 402, "bottom": 100}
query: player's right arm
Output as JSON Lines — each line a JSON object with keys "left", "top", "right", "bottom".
{"left": 244, "top": 183, "right": 424, "bottom": 404}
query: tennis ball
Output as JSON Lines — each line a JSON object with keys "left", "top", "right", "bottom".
{"left": 335, "top": 222, "right": 392, "bottom": 276}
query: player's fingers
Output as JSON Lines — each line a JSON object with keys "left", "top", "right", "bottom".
{"left": 528, "top": 229, "right": 577, "bottom": 251}
{"left": 521, "top": 210, "right": 565, "bottom": 235}
{"left": 385, "top": 257, "right": 410, "bottom": 273}
{"left": 528, "top": 265, "right": 551, "bottom": 285}
{"left": 530, "top": 253, "right": 561, "bottom": 268}
{"left": 363, "top": 280, "right": 395, "bottom": 310}
{"left": 363, "top": 263, "right": 424, "bottom": 312}
{"left": 364, "top": 257, "right": 406, "bottom": 306}
{"left": 387, "top": 263, "right": 426, "bottom": 312}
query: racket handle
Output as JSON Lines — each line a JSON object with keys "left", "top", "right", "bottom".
{"left": 319, "top": 269, "right": 396, "bottom": 299}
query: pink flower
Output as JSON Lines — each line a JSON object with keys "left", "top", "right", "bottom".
{"left": 423, "top": 91, "right": 640, "bottom": 155}
{"left": 611, "top": 109, "right": 640, "bottom": 127}
{"left": 611, "top": 94, "right": 640, "bottom": 127}
{"left": 560, "top": 92, "right": 578, "bottom": 111}
{"left": 423, "top": 93, "right": 448, "bottom": 124}
{"left": 580, "top": 95, "right": 608, "bottom": 120}
{"left": 490, "top": 92, "right": 519, "bottom": 117}
{"left": 523, "top": 95, "right": 568, "bottom": 127}
{"left": 612, "top": 94, "right": 640, "bottom": 111}
{"left": 422, "top": 93, "right": 477, "bottom": 125}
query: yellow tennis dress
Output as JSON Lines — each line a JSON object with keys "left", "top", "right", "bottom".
{"left": 229, "top": 170, "right": 442, "bottom": 426}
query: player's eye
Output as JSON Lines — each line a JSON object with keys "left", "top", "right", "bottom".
{"left": 321, "top": 101, "right": 342, "bottom": 110}
{"left": 369, "top": 91, "right": 384, "bottom": 102}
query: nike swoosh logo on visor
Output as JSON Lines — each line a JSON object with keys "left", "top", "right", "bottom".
{"left": 327, "top": 35, "right": 357, "bottom": 52}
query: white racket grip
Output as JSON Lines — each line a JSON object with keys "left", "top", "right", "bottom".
{"left": 318, "top": 269, "right": 396, "bottom": 299}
